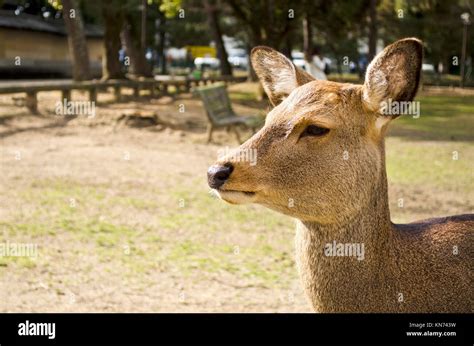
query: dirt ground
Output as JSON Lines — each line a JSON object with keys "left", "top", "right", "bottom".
{"left": 0, "top": 84, "right": 472, "bottom": 312}
{"left": 0, "top": 86, "right": 312, "bottom": 312}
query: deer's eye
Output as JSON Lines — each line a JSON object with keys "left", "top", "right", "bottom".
{"left": 300, "top": 125, "right": 330, "bottom": 138}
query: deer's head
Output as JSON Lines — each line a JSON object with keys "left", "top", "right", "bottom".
{"left": 208, "top": 38, "right": 422, "bottom": 223}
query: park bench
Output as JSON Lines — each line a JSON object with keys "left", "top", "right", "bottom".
{"left": 194, "top": 83, "right": 263, "bottom": 143}
{"left": 0, "top": 76, "right": 247, "bottom": 114}
{"left": 0, "top": 79, "right": 145, "bottom": 114}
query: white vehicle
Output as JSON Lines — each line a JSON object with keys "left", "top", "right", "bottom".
{"left": 228, "top": 55, "right": 248, "bottom": 69}
{"left": 422, "top": 63, "right": 435, "bottom": 72}
{"left": 194, "top": 57, "right": 220, "bottom": 69}
{"left": 292, "top": 51, "right": 332, "bottom": 74}
{"left": 292, "top": 51, "right": 306, "bottom": 70}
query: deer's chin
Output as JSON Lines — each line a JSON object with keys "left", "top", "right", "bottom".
{"left": 213, "top": 189, "right": 257, "bottom": 205}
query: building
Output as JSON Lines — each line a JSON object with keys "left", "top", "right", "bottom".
{"left": 0, "top": 9, "right": 103, "bottom": 78}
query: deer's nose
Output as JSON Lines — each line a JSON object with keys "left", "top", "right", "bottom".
{"left": 207, "top": 164, "right": 233, "bottom": 189}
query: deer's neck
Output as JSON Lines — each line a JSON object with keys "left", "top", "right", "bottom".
{"left": 294, "top": 167, "right": 396, "bottom": 312}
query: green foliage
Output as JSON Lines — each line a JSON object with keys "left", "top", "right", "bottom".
{"left": 379, "top": 0, "right": 472, "bottom": 68}
{"left": 158, "top": 0, "right": 181, "bottom": 19}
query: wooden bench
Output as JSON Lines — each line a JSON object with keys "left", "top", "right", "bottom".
{"left": 0, "top": 76, "right": 247, "bottom": 114}
{"left": 194, "top": 82, "right": 263, "bottom": 143}
{"left": 0, "top": 79, "right": 138, "bottom": 114}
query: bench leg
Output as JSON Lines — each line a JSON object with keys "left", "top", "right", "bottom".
{"left": 206, "top": 124, "right": 214, "bottom": 143}
{"left": 89, "top": 88, "right": 97, "bottom": 103}
{"left": 134, "top": 86, "right": 140, "bottom": 98}
{"left": 26, "top": 91, "right": 38, "bottom": 114}
{"left": 62, "top": 90, "right": 71, "bottom": 102}
{"left": 114, "top": 86, "right": 121, "bottom": 102}
{"left": 232, "top": 126, "right": 242, "bottom": 144}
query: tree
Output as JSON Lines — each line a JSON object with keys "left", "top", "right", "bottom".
{"left": 101, "top": 0, "right": 125, "bottom": 80}
{"left": 300, "top": 0, "right": 366, "bottom": 76}
{"left": 121, "top": 1, "right": 152, "bottom": 77}
{"left": 121, "top": 17, "right": 152, "bottom": 77}
{"left": 117, "top": 0, "right": 184, "bottom": 76}
{"left": 302, "top": 10, "right": 312, "bottom": 60}
{"left": 378, "top": 0, "right": 473, "bottom": 76}
{"left": 227, "top": 0, "right": 300, "bottom": 80}
{"left": 367, "top": 0, "right": 378, "bottom": 62}
{"left": 155, "top": 0, "right": 182, "bottom": 74}
{"left": 50, "top": 0, "right": 91, "bottom": 80}
{"left": 204, "top": 0, "right": 232, "bottom": 76}
{"left": 227, "top": 0, "right": 298, "bottom": 48}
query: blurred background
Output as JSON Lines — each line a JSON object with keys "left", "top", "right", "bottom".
{"left": 0, "top": 0, "right": 472, "bottom": 312}
{"left": 0, "top": 0, "right": 472, "bottom": 85}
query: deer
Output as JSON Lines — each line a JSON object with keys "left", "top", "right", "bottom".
{"left": 207, "top": 38, "right": 473, "bottom": 313}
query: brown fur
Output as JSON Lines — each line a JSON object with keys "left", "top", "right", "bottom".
{"left": 209, "top": 38, "right": 473, "bottom": 312}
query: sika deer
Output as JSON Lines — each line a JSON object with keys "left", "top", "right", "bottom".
{"left": 207, "top": 38, "right": 473, "bottom": 312}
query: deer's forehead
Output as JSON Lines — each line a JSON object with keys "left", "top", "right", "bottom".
{"left": 288, "top": 82, "right": 340, "bottom": 106}
{"left": 268, "top": 82, "right": 360, "bottom": 124}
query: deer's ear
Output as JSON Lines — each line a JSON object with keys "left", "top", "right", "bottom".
{"left": 251, "top": 46, "right": 315, "bottom": 106}
{"left": 363, "top": 38, "right": 423, "bottom": 114}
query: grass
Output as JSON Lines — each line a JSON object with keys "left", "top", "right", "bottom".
{"left": 391, "top": 94, "right": 474, "bottom": 140}
{"left": 2, "top": 173, "right": 295, "bottom": 287}
{"left": 327, "top": 73, "right": 474, "bottom": 87}
{"left": 386, "top": 94, "right": 473, "bottom": 187}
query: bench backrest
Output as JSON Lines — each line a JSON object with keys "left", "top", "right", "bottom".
{"left": 194, "top": 83, "right": 235, "bottom": 123}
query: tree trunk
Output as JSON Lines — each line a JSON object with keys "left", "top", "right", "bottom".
{"left": 121, "top": 16, "right": 152, "bottom": 78}
{"left": 62, "top": 0, "right": 91, "bottom": 81}
{"left": 102, "top": 0, "right": 125, "bottom": 80}
{"left": 246, "top": 43, "right": 258, "bottom": 82}
{"left": 159, "top": 31, "right": 167, "bottom": 75}
{"left": 156, "top": 11, "right": 167, "bottom": 75}
{"left": 204, "top": 0, "right": 233, "bottom": 76}
{"left": 303, "top": 13, "right": 312, "bottom": 61}
{"left": 141, "top": 0, "right": 147, "bottom": 54}
{"left": 367, "top": 0, "right": 378, "bottom": 63}
{"left": 460, "top": 23, "right": 468, "bottom": 87}
{"left": 281, "top": 36, "right": 292, "bottom": 59}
